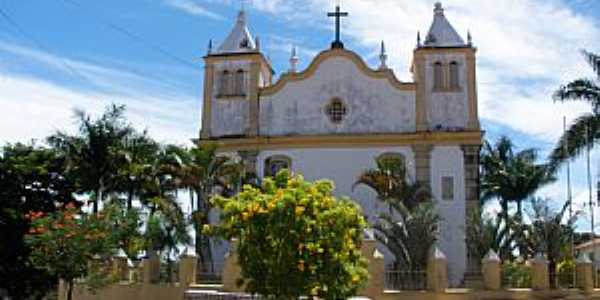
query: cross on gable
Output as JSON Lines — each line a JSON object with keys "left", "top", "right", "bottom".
{"left": 327, "top": 4, "right": 349, "bottom": 49}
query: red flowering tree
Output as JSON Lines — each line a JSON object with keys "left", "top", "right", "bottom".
{"left": 25, "top": 203, "right": 123, "bottom": 300}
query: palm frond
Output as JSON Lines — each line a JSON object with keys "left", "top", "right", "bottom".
{"left": 549, "top": 114, "right": 600, "bottom": 170}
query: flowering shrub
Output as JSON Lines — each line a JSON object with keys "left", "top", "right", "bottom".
{"left": 25, "top": 203, "right": 124, "bottom": 300}
{"left": 209, "top": 171, "right": 369, "bottom": 300}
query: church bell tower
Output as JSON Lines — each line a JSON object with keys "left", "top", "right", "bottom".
{"left": 200, "top": 9, "right": 273, "bottom": 140}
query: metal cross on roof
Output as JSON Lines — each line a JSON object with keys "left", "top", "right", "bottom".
{"left": 327, "top": 4, "right": 348, "bottom": 49}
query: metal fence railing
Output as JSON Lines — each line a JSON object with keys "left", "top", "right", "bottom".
{"left": 549, "top": 268, "right": 575, "bottom": 289}
{"left": 384, "top": 269, "right": 427, "bottom": 291}
{"left": 185, "top": 291, "right": 262, "bottom": 300}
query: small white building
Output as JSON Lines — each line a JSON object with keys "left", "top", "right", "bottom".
{"left": 198, "top": 2, "right": 482, "bottom": 286}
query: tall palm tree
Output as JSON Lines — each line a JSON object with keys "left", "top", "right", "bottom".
{"left": 356, "top": 156, "right": 437, "bottom": 270}
{"left": 374, "top": 201, "right": 440, "bottom": 270}
{"left": 47, "top": 105, "right": 133, "bottom": 213}
{"left": 519, "top": 198, "right": 578, "bottom": 288}
{"left": 179, "top": 143, "right": 242, "bottom": 269}
{"left": 549, "top": 51, "right": 600, "bottom": 169}
{"left": 481, "top": 137, "right": 555, "bottom": 224}
{"left": 354, "top": 156, "right": 429, "bottom": 212}
{"left": 116, "top": 131, "right": 159, "bottom": 210}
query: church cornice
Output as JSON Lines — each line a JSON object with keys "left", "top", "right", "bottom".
{"left": 200, "top": 131, "right": 483, "bottom": 152}
{"left": 204, "top": 52, "right": 275, "bottom": 74}
{"left": 259, "top": 48, "right": 416, "bottom": 97}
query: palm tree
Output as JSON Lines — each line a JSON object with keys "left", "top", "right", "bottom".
{"left": 356, "top": 155, "right": 438, "bottom": 270}
{"left": 47, "top": 105, "right": 134, "bottom": 213}
{"left": 116, "top": 131, "right": 160, "bottom": 210}
{"left": 179, "top": 143, "right": 242, "bottom": 269}
{"left": 465, "top": 209, "right": 514, "bottom": 261}
{"left": 549, "top": 50, "right": 600, "bottom": 169}
{"left": 354, "top": 156, "right": 429, "bottom": 212}
{"left": 481, "top": 137, "right": 555, "bottom": 224}
{"left": 374, "top": 201, "right": 440, "bottom": 270}
{"left": 521, "top": 198, "right": 578, "bottom": 288}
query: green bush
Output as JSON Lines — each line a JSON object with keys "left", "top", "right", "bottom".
{"left": 501, "top": 261, "right": 531, "bottom": 288}
{"left": 209, "top": 171, "right": 369, "bottom": 300}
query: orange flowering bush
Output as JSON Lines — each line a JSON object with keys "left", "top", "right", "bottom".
{"left": 209, "top": 170, "right": 368, "bottom": 300}
{"left": 25, "top": 203, "right": 123, "bottom": 300}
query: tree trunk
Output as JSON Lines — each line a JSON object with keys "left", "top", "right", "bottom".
{"left": 127, "top": 183, "right": 134, "bottom": 210}
{"left": 195, "top": 189, "right": 213, "bottom": 273}
{"left": 67, "top": 280, "right": 73, "bottom": 300}
{"left": 93, "top": 188, "right": 100, "bottom": 213}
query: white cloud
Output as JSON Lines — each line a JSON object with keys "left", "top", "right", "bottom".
{"left": 0, "top": 42, "right": 200, "bottom": 146}
{"left": 0, "top": 73, "right": 199, "bottom": 146}
{"left": 164, "top": 0, "right": 226, "bottom": 21}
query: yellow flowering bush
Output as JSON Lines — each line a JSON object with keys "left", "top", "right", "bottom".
{"left": 209, "top": 170, "right": 369, "bottom": 300}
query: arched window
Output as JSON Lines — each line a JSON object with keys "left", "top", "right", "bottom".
{"left": 234, "top": 69, "right": 245, "bottom": 96}
{"left": 219, "top": 70, "right": 231, "bottom": 96}
{"left": 433, "top": 62, "right": 444, "bottom": 90}
{"left": 376, "top": 152, "right": 406, "bottom": 165}
{"left": 325, "top": 98, "right": 348, "bottom": 124}
{"left": 264, "top": 155, "right": 292, "bottom": 177}
{"left": 449, "top": 61, "right": 460, "bottom": 89}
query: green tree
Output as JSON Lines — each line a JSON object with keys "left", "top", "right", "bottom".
{"left": 179, "top": 144, "right": 242, "bottom": 269}
{"left": 354, "top": 155, "right": 429, "bottom": 212}
{"left": 144, "top": 195, "right": 191, "bottom": 283}
{"left": 549, "top": 51, "right": 600, "bottom": 168}
{"left": 355, "top": 155, "right": 437, "bottom": 269}
{"left": 25, "top": 203, "right": 126, "bottom": 300}
{"left": 0, "top": 143, "right": 77, "bottom": 299}
{"left": 48, "top": 105, "right": 134, "bottom": 213}
{"left": 374, "top": 201, "right": 440, "bottom": 270}
{"left": 520, "top": 198, "right": 578, "bottom": 287}
{"left": 465, "top": 209, "right": 514, "bottom": 261}
{"left": 115, "top": 131, "right": 160, "bottom": 210}
{"left": 209, "top": 171, "right": 369, "bottom": 300}
{"left": 481, "top": 137, "right": 555, "bottom": 223}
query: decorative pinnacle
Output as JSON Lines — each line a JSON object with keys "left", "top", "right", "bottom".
{"left": 379, "top": 40, "right": 388, "bottom": 70}
{"left": 417, "top": 31, "right": 421, "bottom": 48}
{"left": 255, "top": 36, "right": 261, "bottom": 51}
{"left": 467, "top": 31, "right": 472, "bottom": 46}
{"left": 434, "top": 2, "right": 444, "bottom": 15}
{"left": 207, "top": 39, "right": 213, "bottom": 55}
{"left": 289, "top": 45, "right": 299, "bottom": 73}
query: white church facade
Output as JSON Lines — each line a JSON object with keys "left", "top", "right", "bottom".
{"left": 198, "top": 3, "right": 482, "bottom": 286}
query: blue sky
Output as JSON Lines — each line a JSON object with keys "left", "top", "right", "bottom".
{"left": 1, "top": 0, "right": 599, "bottom": 227}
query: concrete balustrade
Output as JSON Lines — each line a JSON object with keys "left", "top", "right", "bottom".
{"left": 113, "top": 255, "right": 129, "bottom": 282}
{"left": 179, "top": 253, "right": 198, "bottom": 287}
{"left": 359, "top": 237, "right": 385, "bottom": 299}
{"left": 530, "top": 253, "right": 549, "bottom": 290}
{"left": 143, "top": 253, "right": 161, "bottom": 284}
{"left": 222, "top": 240, "right": 244, "bottom": 293}
{"left": 481, "top": 249, "right": 501, "bottom": 290}
{"left": 576, "top": 253, "right": 594, "bottom": 292}
{"left": 427, "top": 246, "right": 448, "bottom": 293}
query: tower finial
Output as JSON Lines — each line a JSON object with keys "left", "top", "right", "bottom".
{"left": 434, "top": 2, "right": 444, "bottom": 15}
{"left": 255, "top": 36, "right": 260, "bottom": 51}
{"left": 208, "top": 39, "right": 213, "bottom": 55}
{"left": 467, "top": 30, "right": 472, "bottom": 46}
{"left": 379, "top": 40, "right": 388, "bottom": 70}
{"left": 417, "top": 31, "right": 421, "bottom": 48}
{"left": 289, "top": 45, "right": 299, "bottom": 73}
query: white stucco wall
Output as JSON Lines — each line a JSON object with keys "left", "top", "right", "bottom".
{"left": 211, "top": 60, "right": 252, "bottom": 137}
{"left": 430, "top": 146, "right": 466, "bottom": 286}
{"left": 259, "top": 56, "right": 416, "bottom": 136}
{"left": 424, "top": 54, "right": 469, "bottom": 130}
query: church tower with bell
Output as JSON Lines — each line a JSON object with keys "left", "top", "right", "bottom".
{"left": 199, "top": 2, "right": 482, "bottom": 287}
{"left": 200, "top": 8, "right": 274, "bottom": 140}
